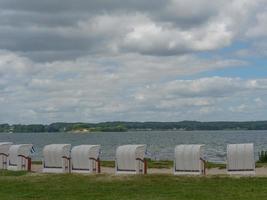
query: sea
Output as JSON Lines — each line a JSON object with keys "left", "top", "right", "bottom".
{"left": 0, "top": 130, "right": 266, "bottom": 163}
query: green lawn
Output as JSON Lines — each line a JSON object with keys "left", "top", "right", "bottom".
{"left": 32, "top": 160, "right": 267, "bottom": 169}
{"left": 100, "top": 160, "right": 227, "bottom": 169}
{"left": 1, "top": 171, "right": 267, "bottom": 200}
{"left": 101, "top": 160, "right": 267, "bottom": 169}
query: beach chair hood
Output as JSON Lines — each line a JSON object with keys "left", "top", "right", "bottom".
{"left": 116, "top": 144, "right": 146, "bottom": 174}
{"left": 227, "top": 143, "right": 255, "bottom": 174}
{"left": 43, "top": 144, "right": 71, "bottom": 172}
{"left": 0, "top": 142, "right": 12, "bottom": 169}
{"left": 71, "top": 145, "right": 100, "bottom": 173}
{"left": 7, "top": 144, "right": 33, "bottom": 171}
{"left": 174, "top": 144, "right": 204, "bottom": 175}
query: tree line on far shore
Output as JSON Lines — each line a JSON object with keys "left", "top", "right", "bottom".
{"left": 0, "top": 121, "right": 267, "bottom": 133}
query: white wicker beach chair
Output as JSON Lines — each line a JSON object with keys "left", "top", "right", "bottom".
{"left": 0, "top": 142, "right": 12, "bottom": 169}
{"left": 174, "top": 144, "right": 206, "bottom": 175}
{"left": 227, "top": 143, "right": 255, "bottom": 175}
{"left": 115, "top": 144, "right": 147, "bottom": 175}
{"left": 71, "top": 145, "right": 101, "bottom": 173}
{"left": 7, "top": 144, "right": 33, "bottom": 171}
{"left": 42, "top": 144, "right": 71, "bottom": 173}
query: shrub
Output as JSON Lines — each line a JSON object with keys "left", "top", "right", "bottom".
{"left": 258, "top": 151, "right": 267, "bottom": 163}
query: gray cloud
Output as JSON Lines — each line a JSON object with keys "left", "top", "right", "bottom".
{"left": 0, "top": 0, "right": 166, "bottom": 13}
{"left": 0, "top": 0, "right": 264, "bottom": 60}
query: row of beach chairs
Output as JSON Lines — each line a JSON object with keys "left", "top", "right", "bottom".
{"left": 0, "top": 142, "right": 255, "bottom": 175}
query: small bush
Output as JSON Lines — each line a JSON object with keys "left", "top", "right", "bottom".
{"left": 258, "top": 151, "right": 267, "bottom": 163}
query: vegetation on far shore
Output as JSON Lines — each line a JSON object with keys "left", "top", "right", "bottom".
{"left": 1, "top": 120, "right": 267, "bottom": 133}
{"left": 1, "top": 171, "right": 267, "bottom": 200}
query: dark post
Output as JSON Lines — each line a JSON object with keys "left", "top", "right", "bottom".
{"left": 144, "top": 159, "right": 147, "bottom": 174}
{"left": 28, "top": 157, "right": 32, "bottom": 172}
{"left": 97, "top": 158, "right": 101, "bottom": 173}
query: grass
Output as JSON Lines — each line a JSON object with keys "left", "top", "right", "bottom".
{"left": 256, "top": 162, "right": 267, "bottom": 168}
{"left": 103, "top": 160, "right": 267, "bottom": 169}
{"left": 32, "top": 159, "right": 267, "bottom": 171}
{"left": 100, "top": 160, "right": 227, "bottom": 169}
{"left": 1, "top": 171, "right": 267, "bottom": 200}
{"left": 0, "top": 170, "right": 27, "bottom": 177}
{"left": 206, "top": 162, "right": 226, "bottom": 169}
{"left": 32, "top": 161, "right": 42, "bottom": 165}
{"left": 100, "top": 160, "right": 115, "bottom": 168}
{"left": 101, "top": 160, "right": 174, "bottom": 168}
{"left": 32, "top": 160, "right": 234, "bottom": 170}
{"left": 101, "top": 160, "right": 173, "bottom": 169}
{"left": 37, "top": 159, "right": 267, "bottom": 170}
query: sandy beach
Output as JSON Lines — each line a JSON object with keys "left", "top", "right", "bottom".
{"left": 31, "top": 164, "right": 267, "bottom": 176}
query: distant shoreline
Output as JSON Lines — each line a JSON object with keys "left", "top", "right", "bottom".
{"left": 2, "top": 129, "right": 267, "bottom": 134}
{"left": 1, "top": 121, "right": 267, "bottom": 133}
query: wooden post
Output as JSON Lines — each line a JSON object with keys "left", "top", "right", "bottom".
{"left": 68, "top": 157, "right": 71, "bottom": 173}
{"left": 0, "top": 153, "right": 8, "bottom": 169}
{"left": 200, "top": 158, "right": 206, "bottom": 175}
{"left": 136, "top": 158, "right": 147, "bottom": 174}
{"left": 144, "top": 159, "right": 147, "bottom": 174}
{"left": 89, "top": 157, "right": 101, "bottom": 173}
{"left": 62, "top": 156, "right": 71, "bottom": 173}
{"left": 97, "top": 158, "right": 101, "bottom": 173}
{"left": 18, "top": 155, "right": 32, "bottom": 172}
{"left": 28, "top": 157, "right": 32, "bottom": 172}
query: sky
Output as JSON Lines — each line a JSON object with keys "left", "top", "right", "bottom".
{"left": 0, "top": 0, "right": 267, "bottom": 124}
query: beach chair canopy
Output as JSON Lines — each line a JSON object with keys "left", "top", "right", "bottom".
{"left": 227, "top": 143, "right": 255, "bottom": 174}
{"left": 43, "top": 144, "right": 71, "bottom": 173}
{"left": 7, "top": 144, "right": 33, "bottom": 171}
{"left": 0, "top": 142, "right": 12, "bottom": 169}
{"left": 71, "top": 145, "right": 100, "bottom": 173}
{"left": 174, "top": 144, "right": 204, "bottom": 175}
{"left": 0, "top": 142, "right": 12, "bottom": 155}
{"left": 116, "top": 144, "right": 146, "bottom": 174}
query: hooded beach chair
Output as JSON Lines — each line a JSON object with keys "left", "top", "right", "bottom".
{"left": 227, "top": 143, "right": 255, "bottom": 175}
{"left": 174, "top": 144, "right": 206, "bottom": 175}
{"left": 7, "top": 144, "right": 33, "bottom": 171}
{"left": 115, "top": 144, "right": 147, "bottom": 174}
{"left": 43, "top": 144, "right": 71, "bottom": 173}
{"left": 0, "top": 142, "right": 12, "bottom": 169}
{"left": 71, "top": 145, "right": 101, "bottom": 173}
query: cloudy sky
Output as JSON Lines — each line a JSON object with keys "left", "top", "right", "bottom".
{"left": 0, "top": 0, "right": 267, "bottom": 124}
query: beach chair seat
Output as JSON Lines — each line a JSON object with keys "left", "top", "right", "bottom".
{"left": 7, "top": 144, "right": 33, "bottom": 171}
{"left": 43, "top": 144, "right": 71, "bottom": 173}
{"left": 174, "top": 144, "right": 206, "bottom": 175}
{"left": 227, "top": 143, "right": 255, "bottom": 175}
{"left": 116, "top": 144, "right": 147, "bottom": 175}
{"left": 71, "top": 145, "right": 101, "bottom": 173}
{"left": 0, "top": 142, "right": 12, "bottom": 169}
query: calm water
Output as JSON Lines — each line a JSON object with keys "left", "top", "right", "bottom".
{"left": 0, "top": 130, "right": 267, "bottom": 163}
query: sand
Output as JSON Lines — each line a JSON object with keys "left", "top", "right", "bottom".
{"left": 31, "top": 164, "right": 267, "bottom": 176}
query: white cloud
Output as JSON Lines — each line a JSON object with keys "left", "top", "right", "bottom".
{"left": 0, "top": 0, "right": 266, "bottom": 123}
{"left": 0, "top": 50, "right": 266, "bottom": 123}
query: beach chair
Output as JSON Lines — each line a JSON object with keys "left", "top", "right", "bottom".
{"left": 227, "top": 143, "right": 255, "bottom": 175}
{"left": 71, "top": 145, "right": 101, "bottom": 173}
{"left": 42, "top": 144, "right": 71, "bottom": 173}
{"left": 0, "top": 142, "right": 12, "bottom": 169}
{"left": 174, "top": 144, "right": 206, "bottom": 175}
{"left": 7, "top": 144, "right": 33, "bottom": 171}
{"left": 115, "top": 144, "right": 147, "bottom": 175}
